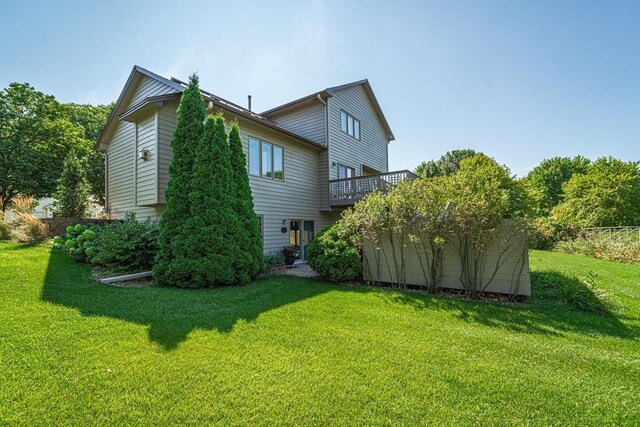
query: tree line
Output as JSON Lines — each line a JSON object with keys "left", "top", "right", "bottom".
{"left": 415, "top": 150, "right": 640, "bottom": 228}
{"left": 0, "top": 82, "right": 112, "bottom": 213}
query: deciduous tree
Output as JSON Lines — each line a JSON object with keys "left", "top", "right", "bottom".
{"left": 0, "top": 83, "right": 86, "bottom": 211}
{"left": 552, "top": 157, "right": 640, "bottom": 227}
{"left": 525, "top": 156, "right": 590, "bottom": 215}
{"left": 414, "top": 149, "right": 478, "bottom": 178}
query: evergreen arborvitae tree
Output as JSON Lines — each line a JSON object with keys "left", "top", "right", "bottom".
{"left": 54, "top": 150, "right": 90, "bottom": 217}
{"left": 178, "top": 114, "right": 247, "bottom": 287}
{"left": 153, "top": 74, "right": 205, "bottom": 286}
{"left": 229, "top": 122, "right": 264, "bottom": 278}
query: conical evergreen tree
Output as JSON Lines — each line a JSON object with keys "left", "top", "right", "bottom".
{"left": 54, "top": 150, "right": 90, "bottom": 217}
{"left": 178, "top": 113, "right": 247, "bottom": 287}
{"left": 153, "top": 74, "right": 205, "bottom": 286}
{"left": 229, "top": 122, "right": 264, "bottom": 278}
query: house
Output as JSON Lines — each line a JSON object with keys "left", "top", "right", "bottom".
{"left": 4, "top": 197, "right": 55, "bottom": 222}
{"left": 97, "top": 66, "right": 414, "bottom": 259}
{"left": 4, "top": 197, "right": 104, "bottom": 222}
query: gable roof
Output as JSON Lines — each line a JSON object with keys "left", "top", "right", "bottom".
{"left": 96, "top": 66, "right": 326, "bottom": 152}
{"left": 260, "top": 79, "right": 395, "bottom": 141}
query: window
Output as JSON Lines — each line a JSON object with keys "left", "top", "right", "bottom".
{"left": 340, "top": 110, "right": 361, "bottom": 140}
{"left": 273, "top": 146, "right": 283, "bottom": 180}
{"left": 249, "top": 138, "right": 260, "bottom": 176}
{"left": 262, "top": 142, "right": 272, "bottom": 178}
{"left": 256, "top": 215, "right": 263, "bottom": 237}
{"left": 248, "top": 137, "right": 284, "bottom": 180}
{"left": 338, "top": 164, "right": 355, "bottom": 179}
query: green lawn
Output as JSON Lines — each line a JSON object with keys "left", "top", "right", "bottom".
{"left": 1, "top": 242, "right": 639, "bottom": 425}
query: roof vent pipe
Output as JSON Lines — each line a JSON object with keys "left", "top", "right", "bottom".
{"left": 248, "top": 95, "right": 252, "bottom": 111}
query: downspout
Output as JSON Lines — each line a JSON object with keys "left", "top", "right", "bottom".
{"left": 104, "top": 152, "right": 109, "bottom": 217}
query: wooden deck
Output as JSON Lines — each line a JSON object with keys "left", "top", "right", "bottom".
{"left": 329, "top": 170, "right": 417, "bottom": 207}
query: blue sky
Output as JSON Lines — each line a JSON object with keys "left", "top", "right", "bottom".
{"left": 1, "top": 0, "right": 638, "bottom": 175}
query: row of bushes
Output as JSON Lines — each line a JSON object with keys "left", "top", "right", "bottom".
{"left": 54, "top": 216, "right": 159, "bottom": 272}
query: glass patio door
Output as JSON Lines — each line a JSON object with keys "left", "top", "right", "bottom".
{"left": 302, "top": 221, "right": 315, "bottom": 261}
{"left": 289, "top": 220, "right": 315, "bottom": 261}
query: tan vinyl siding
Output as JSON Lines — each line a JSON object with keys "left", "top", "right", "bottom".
{"left": 362, "top": 223, "right": 531, "bottom": 296}
{"left": 269, "top": 102, "right": 330, "bottom": 209}
{"left": 105, "top": 74, "right": 178, "bottom": 220}
{"left": 318, "top": 149, "right": 331, "bottom": 210}
{"left": 327, "top": 85, "right": 389, "bottom": 179}
{"left": 157, "top": 100, "right": 178, "bottom": 204}
{"left": 106, "top": 120, "right": 161, "bottom": 220}
{"left": 270, "top": 101, "right": 327, "bottom": 145}
{"left": 153, "top": 103, "right": 341, "bottom": 254}
{"left": 239, "top": 119, "right": 324, "bottom": 253}
{"left": 126, "top": 75, "right": 178, "bottom": 109}
{"left": 135, "top": 113, "right": 157, "bottom": 206}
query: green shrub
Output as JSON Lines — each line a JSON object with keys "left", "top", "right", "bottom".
{"left": 94, "top": 217, "right": 159, "bottom": 273}
{"left": 0, "top": 221, "right": 11, "bottom": 240}
{"left": 56, "top": 223, "right": 101, "bottom": 264}
{"left": 264, "top": 253, "right": 284, "bottom": 272}
{"left": 307, "top": 224, "right": 362, "bottom": 282}
{"left": 528, "top": 217, "right": 578, "bottom": 250}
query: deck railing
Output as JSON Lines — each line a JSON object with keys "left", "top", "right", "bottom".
{"left": 329, "top": 170, "right": 418, "bottom": 206}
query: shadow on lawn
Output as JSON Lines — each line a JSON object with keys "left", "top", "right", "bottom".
{"left": 40, "top": 248, "right": 329, "bottom": 350}
{"left": 384, "top": 271, "right": 639, "bottom": 339}
{"left": 41, "top": 247, "right": 638, "bottom": 351}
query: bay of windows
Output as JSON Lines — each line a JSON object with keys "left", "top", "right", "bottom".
{"left": 340, "top": 110, "right": 360, "bottom": 140}
{"left": 249, "top": 137, "right": 284, "bottom": 180}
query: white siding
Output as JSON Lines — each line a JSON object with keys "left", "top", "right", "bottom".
{"left": 327, "top": 85, "right": 389, "bottom": 180}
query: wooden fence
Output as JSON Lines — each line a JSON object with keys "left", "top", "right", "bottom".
{"left": 42, "top": 218, "right": 118, "bottom": 237}
{"left": 362, "top": 221, "right": 531, "bottom": 296}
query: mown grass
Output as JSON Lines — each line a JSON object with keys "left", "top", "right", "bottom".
{"left": 1, "top": 242, "right": 639, "bottom": 425}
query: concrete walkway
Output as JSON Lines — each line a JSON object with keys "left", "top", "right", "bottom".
{"left": 277, "top": 263, "right": 320, "bottom": 279}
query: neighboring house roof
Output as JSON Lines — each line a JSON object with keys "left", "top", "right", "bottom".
{"left": 96, "top": 65, "right": 326, "bottom": 152}
{"left": 260, "top": 79, "right": 395, "bottom": 141}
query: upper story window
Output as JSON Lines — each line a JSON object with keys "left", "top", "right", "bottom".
{"left": 340, "top": 110, "right": 361, "bottom": 140}
{"left": 249, "top": 137, "right": 284, "bottom": 180}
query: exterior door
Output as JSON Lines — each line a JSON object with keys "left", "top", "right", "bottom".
{"left": 302, "top": 221, "right": 315, "bottom": 261}
{"left": 338, "top": 164, "right": 355, "bottom": 179}
{"left": 289, "top": 220, "right": 301, "bottom": 260}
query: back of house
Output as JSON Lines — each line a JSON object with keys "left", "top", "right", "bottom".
{"left": 97, "top": 66, "right": 412, "bottom": 258}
